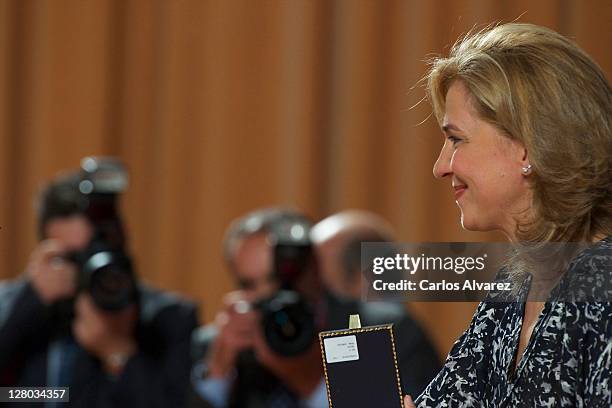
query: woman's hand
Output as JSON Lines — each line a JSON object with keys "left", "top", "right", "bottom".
{"left": 404, "top": 394, "right": 416, "bottom": 408}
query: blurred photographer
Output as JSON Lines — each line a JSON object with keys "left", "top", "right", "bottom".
{"left": 0, "top": 158, "right": 198, "bottom": 408}
{"left": 190, "top": 208, "right": 440, "bottom": 408}
{"left": 190, "top": 208, "right": 327, "bottom": 408}
{"left": 311, "top": 210, "right": 441, "bottom": 397}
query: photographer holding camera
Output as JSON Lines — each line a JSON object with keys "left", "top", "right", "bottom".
{"left": 190, "top": 208, "right": 327, "bottom": 408}
{"left": 311, "top": 210, "right": 440, "bottom": 397}
{"left": 0, "top": 158, "right": 198, "bottom": 408}
{"left": 190, "top": 208, "right": 440, "bottom": 408}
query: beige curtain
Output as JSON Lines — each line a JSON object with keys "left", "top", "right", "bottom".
{"left": 1, "top": 0, "right": 610, "bottom": 356}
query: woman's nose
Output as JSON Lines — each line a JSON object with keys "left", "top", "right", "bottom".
{"left": 433, "top": 142, "right": 452, "bottom": 179}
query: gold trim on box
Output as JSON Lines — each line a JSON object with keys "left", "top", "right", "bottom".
{"left": 318, "top": 324, "right": 404, "bottom": 408}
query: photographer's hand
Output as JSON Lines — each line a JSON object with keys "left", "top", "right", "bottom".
{"left": 72, "top": 293, "right": 138, "bottom": 376}
{"left": 253, "top": 326, "right": 323, "bottom": 398}
{"left": 27, "top": 240, "right": 77, "bottom": 304}
{"left": 206, "top": 291, "right": 258, "bottom": 378}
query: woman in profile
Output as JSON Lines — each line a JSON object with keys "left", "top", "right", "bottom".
{"left": 405, "top": 23, "right": 611, "bottom": 407}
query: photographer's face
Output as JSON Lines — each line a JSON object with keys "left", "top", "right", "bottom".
{"left": 232, "top": 233, "right": 279, "bottom": 302}
{"left": 44, "top": 214, "right": 94, "bottom": 251}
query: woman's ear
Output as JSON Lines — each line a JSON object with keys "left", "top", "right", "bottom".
{"left": 520, "top": 147, "right": 532, "bottom": 176}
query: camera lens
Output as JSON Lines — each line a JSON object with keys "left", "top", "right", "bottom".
{"left": 259, "top": 290, "right": 316, "bottom": 356}
{"left": 75, "top": 249, "right": 136, "bottom": 311}
{"left": 89, "top": 263, "right": 135, "bottom": 311}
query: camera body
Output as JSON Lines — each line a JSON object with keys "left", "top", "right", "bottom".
{"left": 63, "top": 157, "right": 137, "bottom": 311}
{"left": 257, "top": 217, "right": 318, "bottom": 356}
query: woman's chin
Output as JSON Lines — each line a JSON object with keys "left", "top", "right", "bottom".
{"left": 460, "top": 217, "right": 476, "bottom": 231}
{"left": 459, "top": 213, "right": 488, "bottom": 232}
{"left": 460, "top": 216, "right": 502, "bottom": 235}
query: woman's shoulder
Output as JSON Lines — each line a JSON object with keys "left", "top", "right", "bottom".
{"left": 570, "top": 235, "right": 611, "bottom": 266}
{"left": 561, "top": 236, "right": 612, "bottom": 302}
{"left": 567, "top": 236, "right": 611, "bottom": 277}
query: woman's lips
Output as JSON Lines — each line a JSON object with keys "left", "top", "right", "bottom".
{"left": 453, "top": 185, "right": 467, "bottom": 200}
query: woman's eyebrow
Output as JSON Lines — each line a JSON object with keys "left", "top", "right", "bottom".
{"left": 441, "top": 123, "right": 462, "bottom": 133}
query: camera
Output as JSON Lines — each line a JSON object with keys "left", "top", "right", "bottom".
{"left": 63, "top": 157, "right": 138, "bottom": 311}
{"left": 257, "top": 217, "right": 318, "bottom": 356}
{"left": 66, "top": 238, "right": 136, "bottom": 311}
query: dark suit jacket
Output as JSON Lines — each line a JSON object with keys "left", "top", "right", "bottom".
{"left": 189, "top": 292, "right": 440, "bottom": 408}
{"left": 0, "top": 279, "right": 198, "bottom": 408}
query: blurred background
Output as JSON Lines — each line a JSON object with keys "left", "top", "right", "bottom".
{"left": 0, "top": 0, "right": 610, "bottom": 357}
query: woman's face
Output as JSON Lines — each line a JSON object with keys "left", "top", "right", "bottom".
{"left": 433, "top": 81, "right": 532, "bottom": 239}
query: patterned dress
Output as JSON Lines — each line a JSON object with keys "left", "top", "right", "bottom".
{"left": 416, "top": 237, "right": 611, "bottom": 407}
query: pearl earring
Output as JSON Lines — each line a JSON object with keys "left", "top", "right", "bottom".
{"left": 521, "top": 164, "right": 532, "bottom": 175}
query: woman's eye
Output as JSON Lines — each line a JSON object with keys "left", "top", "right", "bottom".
{"left": 447, "top": 135, "right": 462, "bottom": 146}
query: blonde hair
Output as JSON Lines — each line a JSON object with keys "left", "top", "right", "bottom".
{"left": 427, "top": 23, "right": 612, "bottom": 245}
